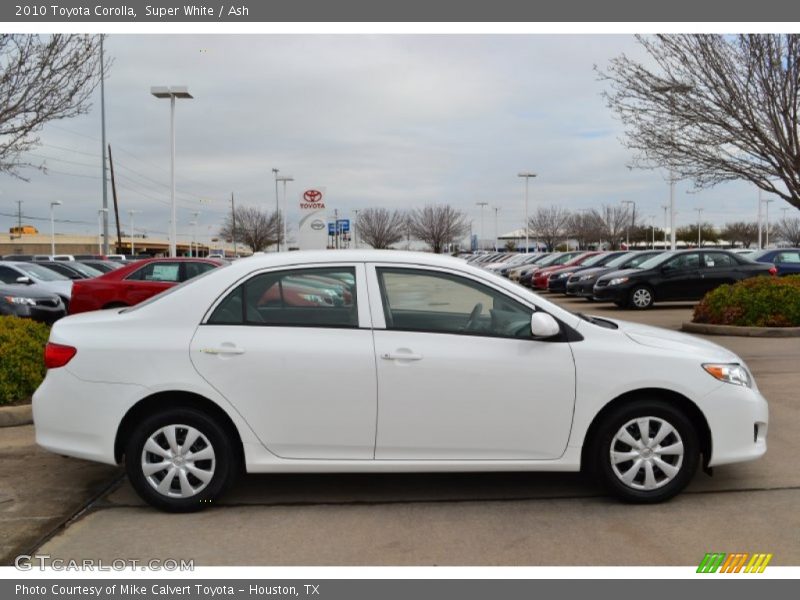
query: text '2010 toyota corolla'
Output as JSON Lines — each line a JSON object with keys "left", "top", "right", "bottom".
{"left": 33, "top": 251, "right": 768, "bottom": 511}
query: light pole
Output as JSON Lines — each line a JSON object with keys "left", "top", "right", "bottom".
{"left": 649, "top": 216, "right": 656, "bottom": 250}
{"left": 97, "top": 208, "right": 108, "bottom": 254}
{"left": 49, "top": 201, "right": 62, "bottom": 256}
{"left": 151, "top": 86, "right": 193, "bottom": 258}
{"left": 276, "top": 175, "right": 293, "bottom": 251}
{"left": 653, "top": 82, "right": 692, "bottom": 250}
{"left": 493, "top": 206, "right": 500, "bottom": 251}
{"left": 353, "top": 209, "right": 360, "bottom": 248}
{"left": 695, "top": 207, "right": 704, "bottom": 247}
{"left": 764, "top": 198, "right": 775, "bottom": 247}
{"left": 271, "top": 168, "right": 280, "bottom": 251}
{"left": 476, "top": 202, "right": 488, "bottom": 250}
{"left": 127, "top": 210, "right": 140, "bottom": 255}
{"left": 661, "top": 205, "right": 669, "bottom": 249}
{"left": 621, "top": 200, "right": 635, "bottom": 249}
{"left": 190, "top": 211, "right": 200, "bottom": 257}
{"left": 518, "top": 172, "right": 536, "bottom": 253}
{"left": 757, "top": 189, "right": 763, "bottom": 249}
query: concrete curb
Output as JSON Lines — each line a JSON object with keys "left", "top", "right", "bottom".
{"left": 0, "top": 404, "right": 33, "bottom": 428}
{"left": 682, "top": 322, "right": 800, "bottom": 337}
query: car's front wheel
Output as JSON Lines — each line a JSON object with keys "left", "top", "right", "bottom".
{"left": 628, "top": 285, "right": 655, "bottom": 309}
{"left": 125, "top": 407, "right": 238, "bottom": 512}
{"left": 589, "top": 400, "right": 699, "bottom": 503}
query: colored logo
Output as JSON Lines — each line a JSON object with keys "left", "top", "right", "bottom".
{"left": 697, "top": 552, "right": 773, "bottom": 573}
{"left": 303, "top": 190, "right": 322, "bottom": 203}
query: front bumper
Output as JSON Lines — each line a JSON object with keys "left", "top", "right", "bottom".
{"left": 703, "top": 383, "right": 768, "bottom": 467}
{"left": 547, "top": 277, "right": 570, "bottom": 293}
{"left": 592, "top": 283, "right": 630, "bottom": 302}
{"left": 0, "top": 302, "right": 66, "bottom": 324}
{"left": 566, "top": 279, "right": 595, "bottom": 297}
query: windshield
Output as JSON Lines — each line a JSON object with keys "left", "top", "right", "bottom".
{"left": 15, "top": 263, "right": 70, "bottom": 281}
{"left": 70, "top": 263, "right": 103, "bottom": 277}
{"left": 637, "top": 252, "right": 677, "bottom": 270}
{"left": 533, "top": 253, "right": 562, "bottom": 267}
{"left": 746, "top": 250, "right": 770, "bottom": 261}
{"left": 604, "top": 252, "right": 635, "bottom": 268}
{"left": 580, "top": 253, "right": 609, "bottom": 267}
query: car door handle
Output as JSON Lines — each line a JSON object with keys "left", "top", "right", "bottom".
{"left": 381, "top": 351, "right": 423, "bottom": 361}
{"left": 201, "top": 346, "right": 245, "bottom": 355}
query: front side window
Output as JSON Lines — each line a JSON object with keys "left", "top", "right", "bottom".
{"left": 208, "top": 267, "right": 358, "bottom": 328}
{"left": 377, "top": 268, "right": 532, "bottom": 339}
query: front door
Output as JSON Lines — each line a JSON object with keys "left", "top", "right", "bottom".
{"left": 190, "top": 264, "right": 378, "bottom": 460}
{"left": 368, "top": 266, "right": 576, "bottom": 460}
{"left": 658, "top": 252, "right": 701, "bottom": 300}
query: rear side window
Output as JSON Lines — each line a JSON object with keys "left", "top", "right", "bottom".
{"left": 184, "top": 261, "right": 218, "bottom": 281}
{"left": 126, "top": 263, "right": 182, "bottom": 282}
{"left": 703, "top": 253, "right": 736, "bottom": 268}
{"left": 207, "top": 267, "right": 358, "bottom": 328}
{"left": 776, "top": 251, "right": 800, "bottom": 264}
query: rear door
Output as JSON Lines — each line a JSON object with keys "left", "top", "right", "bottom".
{"left": 700, "top": 252, "right": 739, "bottom": 293}
{"left": 190, "top": 264, "right": 378, "bottom": 460}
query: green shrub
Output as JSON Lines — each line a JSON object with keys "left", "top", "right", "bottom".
{"left": 693, "top": 275, "right": 800, "bottom": 327}
{"left": 0, "top": 316, "right": 50, "bottom": 405}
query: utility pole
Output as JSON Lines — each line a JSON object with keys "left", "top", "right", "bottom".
{"left": 100, "top": 36, "right": 109, "bottom": 255}
{"left": 108, "top": 145, "right": 123, "bottom": 253}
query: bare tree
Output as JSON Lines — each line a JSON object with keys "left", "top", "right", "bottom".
{"left": 354, "top": 208, "right": 407, "bottom": 249}
{"left": 1, "top": 34, "right": 106, "bottom": 177}
{"left": 567, "top": 212, "right": 602, "bottom": 250}
{"left": 599, "top": 35, "right": 800, "bottom": 210}
{"left": 219, "top": 206, "right": 282, "bottom": 252}
{"left": 774, "top": 217, "right": 800, "bottom": 246}
{"left": 528, "top": 205, "right": 571, "bottom": 251}
{"left": 721, "top": 221, "right": 759, "bottom": 248}
{"left": 591, "top": 205, "right": 630, "bottom": 250}
{"left": 408, "top": 205, "right": 469, "bottom": 254}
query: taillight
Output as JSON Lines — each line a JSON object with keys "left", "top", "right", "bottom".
{"left": 769, "top": 266, "right": 778, "bottom": 276}
{"left": 44, "top": 343, "right": 77, "bottom": 369}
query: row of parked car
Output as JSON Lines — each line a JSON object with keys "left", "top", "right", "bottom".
{"left": 0, "top": 254, "right": 226, "bottom": 323}
{"left": 467, "top": 247, "right": 800, "bottom": 309}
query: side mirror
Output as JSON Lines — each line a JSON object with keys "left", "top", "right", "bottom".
{"left": 15, "top": 276, "right": 32, "bottom": 285}
{"left": 531, "top": 312, "right": 561, "bottom": 339}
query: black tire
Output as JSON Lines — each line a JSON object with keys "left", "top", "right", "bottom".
{"left": 628, "top": 285, "right": 655, "bottom": 310}
{"left": 125, "top": 407, "right": 238, "bottom": 512}
{"left": 588, "top": 400, "right": 699, "bottom": 503}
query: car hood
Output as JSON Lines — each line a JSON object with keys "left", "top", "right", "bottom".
{"left": 602, "top": 318, "right": 740, "bottom": 362}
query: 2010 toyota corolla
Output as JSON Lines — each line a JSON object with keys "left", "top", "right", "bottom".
{"left": 33, "top": 250, "right": 768, "bottom": 511}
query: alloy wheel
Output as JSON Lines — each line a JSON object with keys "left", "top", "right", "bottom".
{"left": 609, "top": 416, "right": 684, "bottom": 491}
{"left": 141, "top": 424, "right": 216, "bottom": 498}
{"left": 631, "top": 287, "right": 653, "bottom": 308}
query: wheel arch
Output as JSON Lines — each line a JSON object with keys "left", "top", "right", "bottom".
{"left": 114, "top": 390, "right": 245, "bottom": 468}
{"left": 580, "top": 387, "right": 712, "bottom": 471}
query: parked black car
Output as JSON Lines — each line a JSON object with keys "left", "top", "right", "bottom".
{"left": 566, "top": 250, "right": 663, "bottom": 299}
{"left": 546, "top": 251, "right": 628, "bottom": 293}
{"left": 0, "top": 284, "right": 66, "bottom": 323}
{"left": 593, "top": 249, "right": 776, "bottom": 309}
{"left": 78, "top": 260, "right": 124, "bottom": 274}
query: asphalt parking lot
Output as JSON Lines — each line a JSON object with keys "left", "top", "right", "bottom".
{"left": 3, "top": 296, "right": 799, "bottom": 566}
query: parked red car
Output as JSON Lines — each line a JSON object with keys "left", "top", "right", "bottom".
{"left": 69, "top": 258, "right": 225, "bottom": 314}
{"left": 530, "top": 252, "right": 600, "bottom": 290}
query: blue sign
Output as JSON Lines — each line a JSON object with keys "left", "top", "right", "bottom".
{"left": 328, "top": 222, "right": 335, "bottom": 235}
{"left": 337, "top": 219, "right": 350, "bottom": 233}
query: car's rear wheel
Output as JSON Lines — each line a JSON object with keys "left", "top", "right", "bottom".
{"left": 125, "top": 407, "right": 238, "bottom": 512}
{"left": 629, "top": 285, "right": 654, "bottom": 309}
{"left": 589, "top": 400, "right": 699, "bottom": 503}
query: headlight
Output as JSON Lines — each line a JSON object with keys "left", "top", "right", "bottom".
{"left": 579, "top": 274, "right": 596, "bottom": 281}
{"left": 557, "top": 272, "right": 573, "bottom": 279}
{"left": 702, "top": 363, "right": 752, "bottom": 388}
{"left": 3, "top": 296, "right": 36, "bottom": 306}
{"left": 608, "top": 276, "right": 629, "bottom": 286}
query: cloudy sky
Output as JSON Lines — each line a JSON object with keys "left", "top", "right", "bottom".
{"left": 2, "top": 34, "right": 791, "bottom": 244}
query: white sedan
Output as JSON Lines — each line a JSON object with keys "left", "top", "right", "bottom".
{"left": 33, "top": 250, "right": 768, "bottom": 511}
